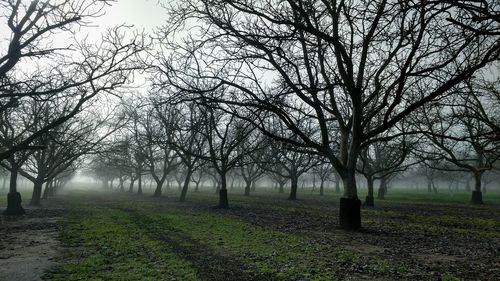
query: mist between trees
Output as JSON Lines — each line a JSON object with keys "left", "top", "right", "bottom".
{"left": 0, "top": 0, "right": 499, "bottom": 230}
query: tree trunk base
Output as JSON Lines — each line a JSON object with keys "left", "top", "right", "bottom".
{"left": 339, "top": 197, "right": 361, "bottom": 230}
{"left": 3, "top": 192, "right": 25, "bottom": 216}
{"left": 471, "top": 191, "right": 483, "bottom": 204}
{"left": 364, "top": 196, "right": 374, "bottom": 207}
{"left": 218, "top": 189, "right": 228, "bottom": 208}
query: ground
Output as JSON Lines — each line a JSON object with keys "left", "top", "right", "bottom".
{"left": 0, "top": 188, "right": 499, "bottom": 281}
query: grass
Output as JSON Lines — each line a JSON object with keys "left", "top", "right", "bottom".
{"left": 2, "top": 185, "right": 500, "bottom": 280}
{"left": 48, "top": 194, "right": 348, "bottom": 280}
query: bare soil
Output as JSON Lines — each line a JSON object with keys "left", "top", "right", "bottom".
{"left": 0, "top": 200, "right": 65, "bottom": 281}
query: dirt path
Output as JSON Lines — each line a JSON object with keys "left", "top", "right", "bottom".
{"left": 0, "top": 201, "right": 65, "bottom": 281}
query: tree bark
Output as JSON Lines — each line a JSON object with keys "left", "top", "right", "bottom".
{"left": 339, "top": 170, "right": 361, "bottom": 230}
{"left": 30, "top": 179, "right": 44, "bottom": 206}
{"left": 365, "top": 176, "right": 375, "bottom": 207}
{"left": 153, "top": 182, "right": 163, "bottom": 197}
{"left": 218, "top": 172, "right": 228, "bottom": 208}
{"left": 128, "top": 178, "right": 135, "bottom": 193}
{"left": 119, "top": 177, "right": 124, "bottom": 192}
{"left": 180, "top": 168, "right": 193, "bottom": 202}
{"left": 377, "top": 177, "right": 387, "bottom": 200}
{"left": 49, "top": 180, "right": 56, "bottom": 196}
{"left": 319, "top": 180, "right": 324, "bottom": 196}
{"left": 42, "top": 180, "right": 50, "bottom": 200}
{"left": 278, "top": 181, "right": 285, "bottom": 193}
{"left": 288, "top": 175, "right": 298, "bottom": 200}
{"left": 4, "top": 164, "right": 25, "bottom": 216}
{"left": 471, "top": 171, "right": 483, "bottom": 204}
{"left": 137, "top": 173, "right": 143, "bottom": 195}
{"left": 244, "top": 179, "right": 251, "bottom": 196}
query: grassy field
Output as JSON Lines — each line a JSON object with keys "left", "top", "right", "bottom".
{"left": 0, "top": 186, "right": 481, "bottom": 281}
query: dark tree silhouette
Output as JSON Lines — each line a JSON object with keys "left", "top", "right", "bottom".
{"left": 158, "top": 0, "right": 499, "bottom": 229}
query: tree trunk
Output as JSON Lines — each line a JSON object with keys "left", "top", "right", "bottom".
{"left": 278, "top": 181, "right": 285, "bottom": 193}
{"left": 119, "top": 177, "right": 124, "bottom": 192}
{"left": 30, "top": 179, "right": 44, "bottom": 206}
{"left": 218, "top": 172, "right": 228, "bottom": 208}
{"left": 48, "top": 180, "right": 56, "bottom": 196}
{"left": 180, "top": 168, "right": 193, "bottom": 202}
{"left": 288, "top": 175, "right": 298, "bottom": 200}
{"left": 319, "top": 180, "right": 324, "bottom": 196}
{"left": 471, "top": 171, "right": 483, "bottom": 204}
{"left": 230, "top": 177, "right": 235, "bottom": 191}
{"left": 215, "top": 181, "right": 221, "bottom": 194}
{"left": 42, "top": 181, "right": 50, "bottom": 200}
{"left": 335, "top": 179, "right": 341, "bottom": 194}
{"left": 4, "top": 164, "right": 25, "bottom": 216}
{"left": 102, "top": 179, "right": 109, "bottom": 190}
{"left": 194, "top": 181, "right": 200, "bottom": 193}
{"left": 377, "top": 177, "right": 387, "bottom": 200}
{"left": 153, "top": 182, "right": 163, "bottom": 197}
{"left": 244, "top": 179, "right": 251, "bottom": 196}
{"left": 365, "top": 177, "right": 374, "bottom": 207}
{"left": 251, "top": 180, "right": 256, "bottom": 192}
{"left": 128, "top": 178, "right": 135, "bottom": 193}
{"left": 137, "top": 174, "right": 143, "bottom": 195}
{"left": 339, "top": 170, "right": 361, "bottom": 230}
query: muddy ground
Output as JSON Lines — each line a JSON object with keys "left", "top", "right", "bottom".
{"left": 0, "top": 199, "right": 65, "bottom": 281}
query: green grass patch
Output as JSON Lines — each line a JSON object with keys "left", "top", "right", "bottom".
{"left": 49, "top": 203, "right": 199, "bottom": 281}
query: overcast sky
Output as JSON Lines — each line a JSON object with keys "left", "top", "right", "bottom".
{"left": 94, "top": 0, "right": 166, "bottom": 30}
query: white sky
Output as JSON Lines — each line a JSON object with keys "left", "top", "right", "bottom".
{"left": 77, "top": 0, "right": 168, "bottom": 42}
{"left": 92, "top": 0, "right": 167, "bottom": 31}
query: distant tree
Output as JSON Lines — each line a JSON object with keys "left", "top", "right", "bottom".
{"left": 0, "top": 166, "right": 8, "bottom": 190}
{"left": 262, "top": 137, "right": 316, "bottom": 200}
{"left": 311, "top": 159, "right": 334, "bottom": 196}
{"left": 357, "top": 135, "right": 414, "bottom": 205}
{"left": 157, "top": 101, "right": 207, "bottom": 202}
{"left": 16, "top": 101, "right": 118, "bottom": 206}
{"left": 237, "top": 131, "right": 267, "bottom": 196}
{"left": 203, "top": 107, "right": 254, "bottom": 208}
{"left": 416, "top": 93, "right": 500, "bottom": 203}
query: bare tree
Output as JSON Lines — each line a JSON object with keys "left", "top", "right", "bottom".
{"left": 0, "top": 1, "right": 146, "bottom": 159}
{"left": 158, "top": 0, "right": 499, "bottom": 229}
{"left": 416, "top": 92, "right": 500, "bottom": 203}
{"left": 357, "top": 135, "right": 414, "bottom": 205}
{"left": 262, "top": 137, "right": 316, "bottom": 200}
{"left": 238, "top": 130, "right": 267, "bottom": 196}
{"left": 203, "top": 107, "right": 254, "bottom": 208}
{"left": 312, "top": 159, "right": 334, "bottom": 196}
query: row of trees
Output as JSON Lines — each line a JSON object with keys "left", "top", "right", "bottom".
{"left": 87, "top": 90, "right": 499, "bottom": 206}
{"left": 151, "top": 0, "right": 500, "bottom": 229}
{"left": 1, "top": 1, "right": 499, "bottom": 232}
